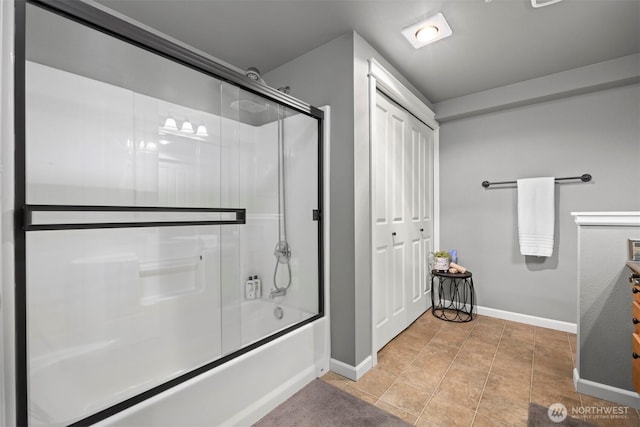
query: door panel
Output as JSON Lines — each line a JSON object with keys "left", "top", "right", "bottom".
{"left": 422, "top": 131, "right": 433, "bottom": 223}
{"left": 392, "top": 243, "right": 406, "bottom": 315}
{"left": 375, "top": 104, "right": 388, "bottom": 224}
{"left": 411, "top": 128, "right": 421, "bottom": 222}
{"left": 391, "top": 114, "right": 405, "bottom": 223}
{"left": 422, "top": 236, "right": 433, "bottom": 293}
{"left": 373, "top": 92, "right": 434, "bottom": 351}
{"left": 374, "top": 246, "right": 390, "bottom": 328}
{"left": 411, "top": 238, "right": 422, "bottom": 302}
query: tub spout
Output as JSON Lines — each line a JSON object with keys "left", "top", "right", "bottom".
{"left": 270, "top": 288, "right": 287, "bottom": 298}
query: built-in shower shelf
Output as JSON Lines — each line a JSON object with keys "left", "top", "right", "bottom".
{"left": 140, "top": 254, "right": 205, "bottom": 306}
{"left": 139, "top": 255, "right": 203, "bottom": 277}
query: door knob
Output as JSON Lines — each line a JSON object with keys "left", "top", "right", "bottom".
{"left": 420, "top": 228, "right": 424, "bottom": 232}
{"left": 392, "top": 232, "right": 396, "bottom": 236}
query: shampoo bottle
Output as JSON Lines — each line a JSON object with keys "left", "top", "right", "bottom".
{"left": 253, "top": 275, "right": 262, "bottom": 298}
{"left": 245, "top": 276, "right": 255, "bottom": 299}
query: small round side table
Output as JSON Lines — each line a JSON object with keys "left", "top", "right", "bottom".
{"left": 431, "top": 270, "right": 475, "bottom": 322}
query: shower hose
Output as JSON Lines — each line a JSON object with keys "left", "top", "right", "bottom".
{"left": 273, "top": 105, "right": 292, "bottom": 292}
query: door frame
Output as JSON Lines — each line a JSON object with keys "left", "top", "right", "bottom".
{"left": 367, "top": 58, "right": 440, "bottom": 366}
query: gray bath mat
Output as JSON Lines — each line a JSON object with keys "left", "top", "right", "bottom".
{"left": 252, "top": 378, "right": 411, "bottom": 426}
{"left": 528, "top": 403, "right": 596, "bottom": 427}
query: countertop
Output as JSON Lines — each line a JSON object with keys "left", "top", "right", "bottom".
{"left": 627, "top": 261, "right": 640, "bottom": 276}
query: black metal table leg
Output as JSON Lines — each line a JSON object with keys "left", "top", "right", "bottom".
{"left": 430, "top": 270, "right": 475, "bottom": 322}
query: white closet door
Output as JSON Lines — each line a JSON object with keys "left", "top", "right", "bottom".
{"left": 406, "top": 114, "right": 434, "bottom": 323}
{"left": 373, "top": 92, "right": 433, "bottom": 351}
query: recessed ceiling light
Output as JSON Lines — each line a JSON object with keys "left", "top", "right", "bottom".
{"left": 415, "top": 26, "right": 439, "bottom": 43}
{"left": 402, "top": 12, "right": 452, "bottom": 49}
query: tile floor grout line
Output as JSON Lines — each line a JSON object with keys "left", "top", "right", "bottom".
{"left": 373, "top": 341, "right": 423, "bottom": 414}
{"left": 375, "top": 329, "right": 434, "bottom": 418}
{"left": 404, "top": 318, "right": 444, "bottom": 425}
{"left": 414, "top": 319, "right": 474, "bottom": 423}
{"left": 470, "top": 321, "right": 506, "bottom": 426}
{"left": 530, "top": 327, "right": 536, "bottom": 408}
{"left": 374, "top": 314, "right": 446, "bottom": 421}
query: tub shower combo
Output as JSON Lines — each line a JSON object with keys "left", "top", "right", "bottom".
{"left": 12, "top": 1, "right": 326, "bottom": 425}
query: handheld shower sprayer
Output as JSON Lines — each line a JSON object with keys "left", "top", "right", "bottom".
{"left": 270, "top": 105, "right": 293, "bottom": 299}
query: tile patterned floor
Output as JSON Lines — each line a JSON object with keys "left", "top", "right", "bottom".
{"left": 321, "top": 311, "right": 640, "bottom": 426}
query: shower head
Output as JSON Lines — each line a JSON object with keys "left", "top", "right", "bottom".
{"left": 245, "top": 66, "right": 265, "bottom": 84}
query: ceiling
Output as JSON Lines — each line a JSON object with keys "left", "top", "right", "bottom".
{"left": 95, "top": 0, "right": 640, "bottom": 104}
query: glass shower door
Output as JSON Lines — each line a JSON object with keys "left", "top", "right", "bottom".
{"left": 20, "top": 2, "right": 323, "bottom": 425}
{"left": 24, "top": 5, "right": 235, "bottom": 425}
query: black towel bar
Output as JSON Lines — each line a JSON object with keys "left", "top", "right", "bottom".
{"left": 481, "top": 174, "right": 592, "bottom": 188}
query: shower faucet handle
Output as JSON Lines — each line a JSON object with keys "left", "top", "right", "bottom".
{"left": 270, "top": 288, "right": 287, "bottom": 298}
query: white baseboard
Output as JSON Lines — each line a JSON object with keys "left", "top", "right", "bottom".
{"left": 475, "top": 305, "right": 577, "bottom": 333}
{"left": 330, "top": 356, "right": 372, "bottom": 381}
{"left": 573, "top": 368, "right": 640, "bottom": 409}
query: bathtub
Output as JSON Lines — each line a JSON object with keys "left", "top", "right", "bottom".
{"left": 94, "top": 313, "right": 329, "bottom": 426}
{"left": 241, "top": 299, "right": 315, "bottom": 346}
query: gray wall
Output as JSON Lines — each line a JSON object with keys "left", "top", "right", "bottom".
{"left": 438, "top": 83, "right": 640, "bottom": 323}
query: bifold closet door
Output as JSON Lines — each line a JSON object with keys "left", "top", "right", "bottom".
{"left": 373, "top": 92, "right": 434, "bottom": 351}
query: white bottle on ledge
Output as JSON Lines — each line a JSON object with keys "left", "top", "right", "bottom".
{"left": 245, "top": 276, "right": 255, "bottom": 299}
{"left": 253, "top": 275, "right": 262, "bottom": 298}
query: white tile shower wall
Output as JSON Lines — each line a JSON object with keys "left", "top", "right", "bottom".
{"left": 134, "top": 93, "right": 222, "bottom": 207}
{"left": 26, "top": 62, "right": 136, "bottom": 205}
{"left": 237, "top": 113, "right": 319, "bottom": 318}
{"left": 26, "top": 62, "right": 225, "bottom": 208}
{"left": 239, "top": 117, "right": 272, "bottom": 302}
{"left": 283, "top": 113, "right": 320, "bottom": 315}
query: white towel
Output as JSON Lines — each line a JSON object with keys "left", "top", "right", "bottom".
{"left": 517, "top": 177, "right": 555, "bottom": 257}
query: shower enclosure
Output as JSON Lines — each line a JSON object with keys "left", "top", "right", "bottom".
{"left": 11, "top": 1, "right": 325, "bottom": 425}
